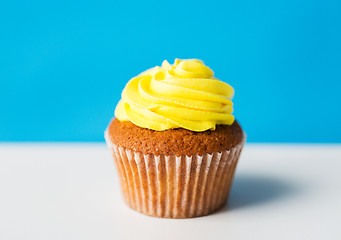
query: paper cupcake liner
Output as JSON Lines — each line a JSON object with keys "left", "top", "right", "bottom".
{"left": 105, "top": 131, "right": 245, "bottom": 218}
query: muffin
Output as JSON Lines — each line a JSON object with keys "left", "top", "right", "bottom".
{"left": 105, "top": 59, "right": 245, "bottom": 218}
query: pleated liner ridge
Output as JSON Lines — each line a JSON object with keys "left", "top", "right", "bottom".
{"left": 105, "top": 131, "right": 245, "bottom": 218}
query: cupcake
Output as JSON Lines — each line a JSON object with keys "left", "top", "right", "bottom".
{"left": 105, "top": 59, "right": 245, "bottom": 218}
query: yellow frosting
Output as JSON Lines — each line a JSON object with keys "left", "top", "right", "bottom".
{"left": 115, "top": 59, "right": 235, "bottom": 131}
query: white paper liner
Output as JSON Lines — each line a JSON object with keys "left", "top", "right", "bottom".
{"left": 105, "top": 130, "right": 245, "bottom": 218}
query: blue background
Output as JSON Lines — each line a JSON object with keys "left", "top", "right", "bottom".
{"left": 1, "top": 0, "right": 340, "bottom": 142}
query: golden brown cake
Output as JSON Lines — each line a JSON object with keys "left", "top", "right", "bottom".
{"left": 108, "top": 118, "right": 243, "bottom": 156}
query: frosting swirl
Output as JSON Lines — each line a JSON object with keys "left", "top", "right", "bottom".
{"left": 115, "top": 59, "right": 235, "bottom": 131}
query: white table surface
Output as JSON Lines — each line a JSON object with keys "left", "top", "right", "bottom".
{"left": 0, "top": 144, "right": 340, "bottom": 240}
